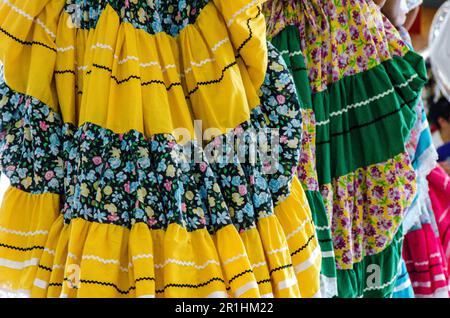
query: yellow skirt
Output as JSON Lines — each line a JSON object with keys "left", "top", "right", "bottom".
{"left": 0, "top": 0, "right": 321, "bottom": 298}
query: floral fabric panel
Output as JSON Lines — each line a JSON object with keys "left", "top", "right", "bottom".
{"left": 320, "top": 152, "right": 416, "bottom": 269}
{"left": 64, "top": 0, "right": 210, "bottom": 35}
{"left": 0, "top": 43, "right": 303, "bottom": 233}
{"left": 264, "top": 0, "right": 409, "bottom": 93}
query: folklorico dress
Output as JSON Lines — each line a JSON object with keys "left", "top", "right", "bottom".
{"left": 264, "top": 0, "right": 427, "bottom": 298}
{"left": 0, "top": 0, "right": 323, "bottom": 298}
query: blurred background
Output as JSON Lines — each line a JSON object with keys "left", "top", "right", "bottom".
{"left": 411, "top": 0, "right": 447, "bottom": 51}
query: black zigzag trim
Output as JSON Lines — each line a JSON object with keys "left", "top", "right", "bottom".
{"left": 155, "top": 277, "right": 225, "bottom": 294}
{"left": 90, "top": 63, "right": 182, "bottom": 90}
{"left": 269, "top": 264, "right": 293, "bottom": 275}
{"left": 0, "top": 26, "right": 56, "bottom": 52}
{"left": 38, "top": 264, "right": 52, "bottom": 272}
{"left": 0, "top": 242, "right": 44, "bottom": 252}
{"left": 135, "top": 276, "right": 156, "bottom": 283}
{"left": 316, "top": 97, "right": 417, "bottom": 145}
{"left": 48, "top": 282, "right": 63, "bottom": 287}
{"left": 79, "top": 279, "right": 137, "bottom": 294}
{"left": 55, "top": 70, "right": 76, "bottom": 75}
{"left": 187, "top": 61, "right": 237, "bottom": 96}
{"left": 235, "top": 7, "right": 261, "bottom": 58}
{"left": 228, "top": 269, "right": 253, "bottom": 284}
{"left": 257, "top": 278, "right": 271, "bottom": 285}
{"left": 318, "top": 238, "right": 332, "bottom": 243}
{"left": 290, "top": 234, "right": 315, "bottom": 257}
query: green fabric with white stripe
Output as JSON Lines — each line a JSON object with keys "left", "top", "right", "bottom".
{"left": 313, "top": 51, "right": 427, "bottom": 184}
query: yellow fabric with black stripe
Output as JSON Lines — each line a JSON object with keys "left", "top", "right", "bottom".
{"left": 0, "top": 0, "right": 321, "bottom": 298}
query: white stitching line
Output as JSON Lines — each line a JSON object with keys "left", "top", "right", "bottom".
{"left": 316, "top": 74, "right": 420, "bottom": 126}
{"left": 0, "top": 226, "right": 48, "bottom": 236}
{"left": 2, "top": 0, "right": 56, "bottom": 39}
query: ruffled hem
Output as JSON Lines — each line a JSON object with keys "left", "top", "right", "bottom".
{"left": 0, "top": 21, "right": 323, "bottom": 296}
{"left": 403, "top": 223, "right": 450, "bottom": 298}
{"left": 0, "top": 182, "right": 322, "bottom": 298}
{"left": 336, "top": 228, "right": 404, "bottom": 298}
{"left": 313, "top": 51, "right": 426, "bottom": 183}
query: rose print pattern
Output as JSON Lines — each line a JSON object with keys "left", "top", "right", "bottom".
{"left": 0, "top": 44, "right": 303, "bottom": 233}
{"left": 264, "top": 0, "right": 410, "bottom": 93}
{"left": 320, "top": 152, "right": 416, "bottom": 270}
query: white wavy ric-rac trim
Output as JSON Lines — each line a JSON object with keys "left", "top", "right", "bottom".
{"left": 226, "top": 0, "right": 259, "bottom": 27}
{"left": 278, "top": 50, "right": 303, "bottom": 57}
{"left": 314, "top": 224, "right": 331, "bottom": 231}
{"left": 223, "top": 253, "right": 247, "bottom": 265}
{"left": 132, "top": 253, "right": 154, "bottom": 261}
{"left": 57, "top": 46, "right": 75, "bottom": 52}
{"left": 82, "top": 254, "right": 221, "bottom": 272}
{"left": 251, "top": 261, "right": 267, "bottom": 269}
{"left": 80, "top": 37, "right": 229, "bottom": 77}
{"left": 315, "top": 74, "right": 420, "bottom": 126}
{"left": 91, "top": 43, "right": 114, "bottom": 51}
{"left": 266, "top": 246, "right": 289, "bottom": 255}
{"left": 81, "top": 255, "right": 132, "bottom": 272}
{"left": 154, "top": 259, "right": 220, "bottom": 270}
{"left": 285, "top": 218, "right": 311, "bottom": 241}
{"left": 0, "top": 226, "right": 48, "bottom": 236}
{"left": 2, "top": 0, "right": 56, "bottom": 39}
{"left": 363, "top": 273, "right": 398, "bottom": 292}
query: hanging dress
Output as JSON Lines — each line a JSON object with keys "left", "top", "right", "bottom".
{"left": 264, "top": 0, "right": 427, "bottom": 297}
{"left": 263, "top": 22, "right": 338, "bottom": 298}
{"left": 0, "top": 0, "right": 322, "bottom": 298}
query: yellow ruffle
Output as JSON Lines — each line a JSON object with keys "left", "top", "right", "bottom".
{"left": 0, "top": 0, "right": 267, "bottom": 139}
{"left": 0, "top": 177, "right": 321, "bottom": 298}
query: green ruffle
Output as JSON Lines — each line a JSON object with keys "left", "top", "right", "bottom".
{"left": 313, "top": 51, "right": 427, "bottom": 184}
{"left": 336, "top": 227, "right": 404, "bottom": 298}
